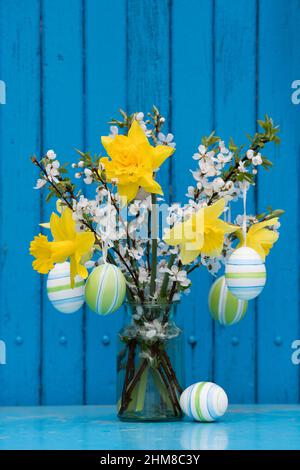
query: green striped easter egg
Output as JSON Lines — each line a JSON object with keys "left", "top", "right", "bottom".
{"left": 85, "top": 264, "right": 126, "bottom": 315}
{"left": 180, "top": 382, "right": 228, "bottom": 422}
{"left": 225, "top": 247, "right": 266, "bottom": 300}
{"left": 208, "top": 275, "right": 248, "bottom": 325}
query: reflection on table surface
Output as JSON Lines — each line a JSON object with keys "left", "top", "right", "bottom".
{"left": 0, "top": 405, "right": 299, "bottom": 450}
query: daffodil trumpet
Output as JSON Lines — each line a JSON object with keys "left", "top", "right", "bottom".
{"left": 30, "top": 207, "right": 95, "bottom": 287}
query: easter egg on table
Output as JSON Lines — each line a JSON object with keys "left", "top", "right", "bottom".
{"left": 208, "top": 275, "right": 247, "bottom": 325}
{"left": 85, "top": 264, "right": 126, "bottom": 315}
{"left": 47, "top": 262, "right": 85, "bottom": 314}
{"left": 225, "top": 247, "right": 266, "bottom": 301}
{"left": 180, "top": 382, "right": 228, "bottom": 422}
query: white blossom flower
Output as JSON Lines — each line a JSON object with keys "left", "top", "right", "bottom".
{"left": 135, "top": 112, "right": 144, "bottom": 121}
{"left": 238, "top": 161, "right": 247, "bottom": 173}
{"left": 46, "top": 160, "right": 60, "bottom": 182}
{"left": 212, "top": 177, "right": 225, "bottom": 193}
{"left": 186, "top": 186, "right": 195, "bottom": 199}
{"left": 46, "top": 149, "right": 56, "bottom": 160}
{"left": 129, "top": 245, "right": 144, "bottom": 261}
{"left": 198, "top": 144, "right": 206, "bottom": 155}
{"left": 247, "top": 149, "right": 254, "bottom": 160}
{"left": 108, "top": 125, "right": 118, "bottom": 138}
{"left": 157, "top": 132, "right": 176, "bottom": 148}
{"left": 161, "top": 265, "right": 191, "bottom": 287}
{"left": 217, "top": 151, "right": 232, "bottom": 164}
{"left": 83, "top": 168, "right": 93, "bottom": 184}
{"left": 252, "top": 153, "right": 262, "bottom": 166}
{"left": 138, "top": 267, "right": 149, "bottom": 284}
{"left": 129, "top": 201, "right": 141, "bottom": 216}
{"left": 34, "top": 178, "right": 46, "bottom": 189}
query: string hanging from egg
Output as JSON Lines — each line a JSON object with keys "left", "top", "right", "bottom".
{"left": 225, "top": 182, "right": 267, "bottom": 301}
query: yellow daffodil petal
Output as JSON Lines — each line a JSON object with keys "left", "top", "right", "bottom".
{"left": 77, "top": 261, "right": 88, "bottom": 280}
{"left": 164, "top": 215, "right": 196, "bottom": 246}
{"left": 201, "top": 229, "right": 224, "bottom": 257}
{"left": 70, "top": 255, "right": 77, "bottom": 288}
{"left": 50, "top": 212, "right": 68, "bottom": 241}
{"left": 248, "top": 217, "right": 279, "bottom": 235}
{"left": 61, "top": 208, "right": 76, "bottom": 240}
{"left": 204, "top": 198, "right": 226, "bottom": 222}
{"left": 101, "top": 136, "right": 114, "bottom": 154}
{"left": 128, "top": 119, "right": 149, "bottom": 146}
{"left": 118, "top": 183, "right": 139, "bottom": 204}
{"left": 237, "top": 217, "right": 280, "bottom": 260}
{"left": 50, "top": 208, "right": 75, "bottom": 241}
{"left": 139, "top": 175, "right": 163, "bottom": 196}
{"left": 39, "top": 222, "right": 50, "bottom": 229}
{"left": 153, "top": 145, "right": 174, "bottom": 169}
{"left": 212, "top": 218, "right": 238, "bottom": 234}
{"left": 76, "top": 231, "right": 95, "bottom": 256}
{"left": 179, "top": 245, "right": 200, "bottom": 264}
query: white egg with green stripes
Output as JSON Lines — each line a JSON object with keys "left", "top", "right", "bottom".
{"left": 180, "top": 382, "right": 228, "bottom": 422}
{"left": 47, "top": 262, "right": 85, "bottom": 314}
{"left": 209, "top": 275, "right": 247, "bottom": 325}
{"left": 85, "top": 264, "right": 126, "bottom": 315}
{"left": 225, "top": 247, "right": 266, "bottom": 301}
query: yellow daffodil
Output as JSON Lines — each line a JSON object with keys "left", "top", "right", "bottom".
{"left": 236, "top": 218, "right": 279, "bottom": 261}
{"left": 164, "top": 198, "right": 237, "bottom": 264}
{"left": 30, "top": 207, "right": 95, "bottom": 286}
{"left": 100, "top": 120, "right": 174, "bottom": 203}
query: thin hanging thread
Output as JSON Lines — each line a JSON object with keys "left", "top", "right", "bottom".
{"left": 242, "top": 183, "right": 247, "bottom": 247}
{"left": 102, "top": 191, "right": 112, "bottom": 264}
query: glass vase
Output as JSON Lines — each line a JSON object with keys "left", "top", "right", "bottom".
{"left": 117, "top": 302, "right": 184, "bottom": 422}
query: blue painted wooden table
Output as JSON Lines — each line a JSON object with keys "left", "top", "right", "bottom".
{"left": 0, "top": 405, "right": 299, "bottom": 450}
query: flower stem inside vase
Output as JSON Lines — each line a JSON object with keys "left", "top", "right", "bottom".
{"left": 117, "top": 302, "right": 184, "bottom": 422}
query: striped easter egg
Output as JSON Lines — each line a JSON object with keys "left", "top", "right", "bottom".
{"left": 208, "top": 276, "right": 247, "bottom": 325}
{"left": 225, "top": 247, "right": 266, "bottom": 300}
{"left": 47, "top": 262, "right": 85, "bottom": 314}
{"left": 85, "top": 264, "right": 126, "bottom": 315}
{"left": 180, "top": 382, "right": 228, "bottom": 422}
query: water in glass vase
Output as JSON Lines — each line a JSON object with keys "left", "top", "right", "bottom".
{"left": 117, "top": 302, "right": 184, "bottom": 422}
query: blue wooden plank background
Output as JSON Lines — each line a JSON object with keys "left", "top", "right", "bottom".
{"left": 0, "top": 0, "right": 299, "bottom": 405}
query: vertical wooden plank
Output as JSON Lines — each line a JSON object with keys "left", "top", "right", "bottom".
{"left": 85, "top": 0, "right": 126, "bottom": 404}
{"left": 213, "top": 0, "right": 257, "bottom": 403}
{"left": 0, "top": 0, "right": 41, "bottom": 404}
{"left": 127, "top": 0, "right": 171, "bottom": 199}
{"left": 258, "top": 0, "right": 300, "bottom": 402}
{"left": 172, "top": 0, "right": 214, "bottom": 386}
{"left": 41, "top": 0, "right": 84, "bottom": 404}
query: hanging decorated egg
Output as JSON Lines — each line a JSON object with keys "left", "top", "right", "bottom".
{"left": 180, "top": 382, "right": 228, "bottom": 422}
{"left": 225, "top": 247, "right": 266, "bottom": 301}
{"left": 208, "top": 275, "right": 247, "bottom": 325}
{"left": 85, "top": 264, "right": 126, "bottom": 315}
{"left": 47, "top": 262, "right": 85, "bottom": 314}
